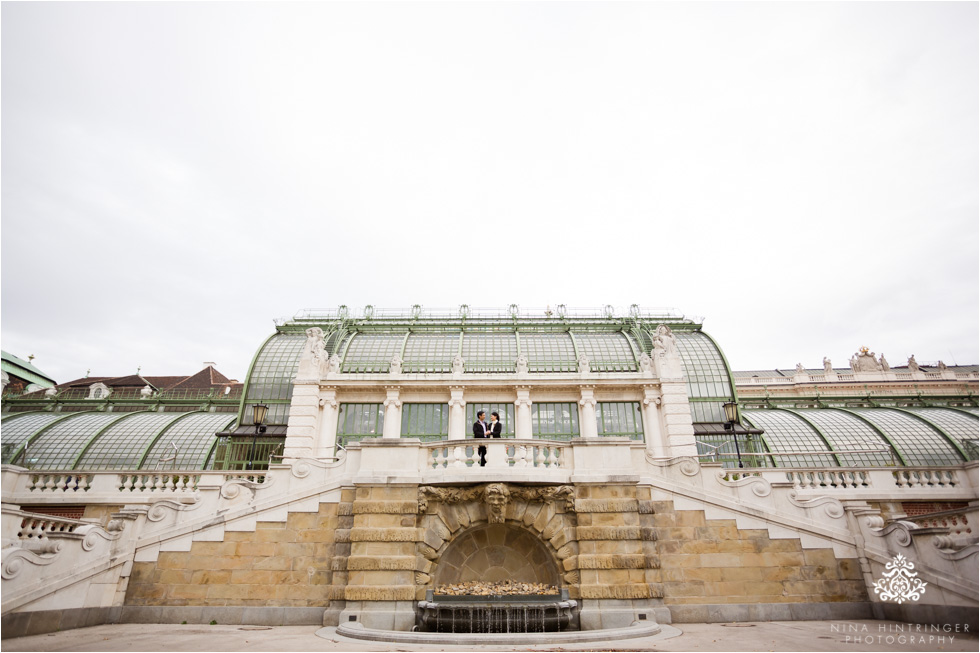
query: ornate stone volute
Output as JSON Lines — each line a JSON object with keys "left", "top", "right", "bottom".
{"left": 418, "top": 483, "right": 575, "bottom": 518}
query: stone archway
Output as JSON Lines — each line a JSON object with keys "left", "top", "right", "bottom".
{"left": 433, "top": 522, "right": 561, "bottom": 587}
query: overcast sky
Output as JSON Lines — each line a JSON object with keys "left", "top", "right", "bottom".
{"left": 2, "top": 2, "right": 977, "bottom": 384}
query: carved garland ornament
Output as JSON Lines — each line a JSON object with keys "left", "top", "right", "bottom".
{"left": 418, "top": 483, "right": 575, "bottom": 523}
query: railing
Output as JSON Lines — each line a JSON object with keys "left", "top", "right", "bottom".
{"left": 15, "top": 512, "right": 87, "bottom": 540}
{"left": 5, "top": 469, "right": 269, "bottom": 501}
{"left": 424, "top": 439, "right": 566, "bottom": 469}
{"left": 909, "top": 508, "right": 973, "bottom": 535}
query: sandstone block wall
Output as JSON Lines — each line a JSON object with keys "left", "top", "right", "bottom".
{"left": 125, "top": 501, "right": 340, "bottom": 608}
{"left": 640, "top": 495, "right": 867, "bottom": 608}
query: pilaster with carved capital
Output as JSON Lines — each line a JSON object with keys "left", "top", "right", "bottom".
{"left": 641, "top": 385, "right": 665, "bottom": 457}
{"left": 316, "top": 386, "right": 340, "bottom": 457}
{"left": 579, "top": 386, "right": 598, "bottom": 438}
{"left": 514, "top": 386, "right": 533, "bottom": 439}
{"left": 448, "top": 386, "right": 467, "bottom": 440}
{"left": 382, "top": 386, "right": 402, "bottom": 439}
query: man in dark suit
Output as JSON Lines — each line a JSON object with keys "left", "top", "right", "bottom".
{"left": 473, "top": 410, "right": 489, "bottom": 466}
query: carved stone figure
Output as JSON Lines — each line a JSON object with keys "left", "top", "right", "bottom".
{"left": 297, "top": 327, "right": 327, "bottom": 378}
{"left": 653, "top": 324, "right": 678, "bottom": 356}
{"left": 638, "top": 352, "right": 653, "bottom": 375}
{"left": 851, "top": 346, "right": 882, "bottom": 373}
{"left": 577, "top": 354, "right": 590, "bottom": 374}
{"left": 326, "top": 354, "right": 341, "bottom": 375}
{"left": 879, "top": 354, "right": 890, "bottom": 371}
{"left": 907, "top": 355, "right": 919, "bottom": 372}
{"left": 795, "top": 363, "right": 806, "bottom": 374}
{"left": 140, "top": 385, "right": 153, "bottom": 398}
{"left": 389, "top": 355, "right": 402, "bottom": 375}
{"left": 516, "top": 354, "right": 529, "bottom": 375}
{"left": 418, "top": 483, "right": 574, "bottom": 515}
{"left": 451, "top": 355, "right": 464, "bottom": 376}
{"left": 484, "top": 483, "right": 511, "bottom": 523}
{"left": 823, "top": 357, "right": 833, "bottom": 373}
{"left": 937, "top": 360, "right": 947, "bottom": 371}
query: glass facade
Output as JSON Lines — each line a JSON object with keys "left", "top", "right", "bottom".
{"left": 243, "top": 334, "right": 306, "bottom": 425}
{"left": 787, "top": 409, "right": 897, "bottom": 467}
{"left": 75, "top": 412, "right": 187, "bottom": 470}
{"left": 574, "top": 333, "right": 638, "bottom": 372}
{"left": 337, "top": 403, "right": 384, "bottom": 447}
{"left": 461, "top": 331, "right": 518, "bottom": 373}
{"left": 673, "top": 331, "right": 734, "bottom": 424}
{"left": 402, "top": 334, "right": 458, "bottom": 373}
{"left": 149, "top": 413, "right": 236, "bottom": 469}
{"left": 342, "top": 333, "right": 405, "bottom": 373}
{"left": 21, "top": 413, "right": 133, "bottom": 469}
{"left": 1, "top": 412, "right": 73, "bottom": 464}
{"left": 401, "top": 403, "right": 449, "bottom": 441}
{"left": 531, "top": 402, "right": 580, "bottom": 440}
{"left": 846, "top": 408, "right": 965, "bottom": 466}
{"left": 905, "top": 408, "right": 978, "bottom": 460}
{"left": 596, "top": 401, "right": 643, "bottom": 440}
{"left": 741, "top": 410, "right": 837, "bottom": 467}
{"left": 520, "top": 333, "right": 577, "bottom": 372}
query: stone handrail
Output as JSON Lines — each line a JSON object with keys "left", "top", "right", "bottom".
{"left": 741, "top": 464, "right": 977, "bottom": 501}
{"left": 423, "top": 439, "right": 567, "bottom": 470}
{"left": 1, "top": 466, "right": 269, "bottom": 505}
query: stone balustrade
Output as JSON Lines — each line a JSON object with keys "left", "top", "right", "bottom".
{"left": 1, "top": 466, "right": 269, "bottom": 506}
{"left": 424, "top": 440, "right": 567, "bottom": 470}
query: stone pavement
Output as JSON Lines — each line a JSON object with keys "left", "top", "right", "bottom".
{"left": 3, "top": 620, "right": 976, "bottom": 652}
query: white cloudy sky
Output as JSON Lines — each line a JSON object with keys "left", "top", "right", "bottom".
{"left": 2, "top": 1, "right": 977, "bottom": 384}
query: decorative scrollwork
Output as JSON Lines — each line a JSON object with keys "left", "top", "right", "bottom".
{"left": 647, "top": 455, "right": 700, "bottom": 477}
{"left": 2, "top": 544, "right": 62, "bottom": 579}
{"left": 716, "top": 471, "right": 771, "bottom": 497}
{"left": 147, "top": 498, "right": 202, "bottom": 522}
{"left": 871, "top": 520, "right": 917, "bottom": 547}
{"left": 220, "top": 475, "right": 274, "bottom": 500}
{"left": 788, "top": 491, "right": 844, "bottom": 519}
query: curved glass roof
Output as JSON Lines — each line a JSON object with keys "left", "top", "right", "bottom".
{"left": 741, "top": 407, "right": 976, "bottom": 467}
{"left": 241, "top": 333, "right": 306, "bottom": 426}
{"left": 462, "top": 331, "right": 518, "bottom": 373}
{"left": 1, "top": 412, "right": 73, "bottom": 462}
{"left": 1, "top": 410, "right": 234, "bottom": 470}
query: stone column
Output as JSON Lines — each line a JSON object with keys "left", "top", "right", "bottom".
{"left": 382, "top": 387, "right": 402, "bottom": 439}
{"left": 315, "top": 386, "right": 339, "bottom": 458}
{"left": 641, "top": 385, "right": 665, "bottom": 457}
{"left": 447, "top": 386, "right": 466, "bottom": 440}
{"left": 515, "top": 386, "right": 533, "bottom": 439}
{"left": 283, "top": 380, "right": 320, "bottom": 459}
{"left": 578, "top": 386, "right": 598, "bottom": 438}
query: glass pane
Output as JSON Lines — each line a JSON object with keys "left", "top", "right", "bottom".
{"left": 596, "top": 402, "right": 644, "bottom": 440}
{"left": 672, "top": 331, "right": 733, "bottom": 401}
{"left": 342, "top": 333, "right": 405, "bottom": 373}
{"left": 789, "top": 409, "right": 896, "bottom": 467}
{"left": 1, "top": 413, "right": 70, "bottom": 464}
{"left": 337, "top": 403, "right": 384, "bottom": 447}
{"left": 148, "top": 413, "right": 237, "bottom": 469}
{"left": 520, "top": 333, "right": 576, "bottom": 372}
{"left": 461, "top": 331, "right": 518, "bottom": 373}
{"left": 401, "top": 403, "right": 449, "bottom": 441}
{"left": 531, "top": 402, "right": 580, "bottom": 440}
{"left": 849, "top": 408, "right": 963, "bottom": 466}
{"left": 575, "top": 333, "right": 638, "bottom": 372}
{"left": 403, "top": 334, "right": 458, "bottom": 373}
{"left": 742, "top": 410, "right": 837, "bottom": 467}
{"left": 243, "top": 334, "right": 306, "bottom": 425}
{"left": 906, "top": 408, "right": 978, "bottom": 461}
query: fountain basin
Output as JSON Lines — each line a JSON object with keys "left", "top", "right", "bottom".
{"left": 417, "top": 589, "right": 577, "bottom": 633}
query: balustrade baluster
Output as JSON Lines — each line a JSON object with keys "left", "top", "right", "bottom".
{"left": 514, "top": 444, "right": 528, "bottom": 467}
{"left": 535, "top": 446, "right": 546, "bottom": 468}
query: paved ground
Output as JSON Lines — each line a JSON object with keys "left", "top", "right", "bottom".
{"left": 3, "top": 620, "right": 976, "bottom": 652}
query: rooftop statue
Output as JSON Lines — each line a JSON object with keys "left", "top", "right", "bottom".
{"left": 907, "top": 355, "right": 919, "bottom": 372}
{"left": 823, "top": 357, "right": 833, "bottom": 373}
{"left": 452, "top": 355, "right": 465, "bottom": 376}
{"left": 577, "top": 354, "right": 591, "bottom": 374}
{"left": 795, "top": 363, "right": 806, "bottom": 374}
{"left": 298, "top": 327, "right": 327, "bottom": 378}
{"left": 389, "top": 354, "right": 402, "bottom": 375}
{"left": 851, "top": 346, "right": 882, "bottom": 373}
{"left": 879, "top": 354, "right": 890, "bottom": 371}
{"left": 653, "top": 324, "right": 683, "bottom": 378}
{"left": 516, "top": 354, "right": 529, "bottom": 376}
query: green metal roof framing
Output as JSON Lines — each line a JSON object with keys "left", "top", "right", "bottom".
{"left": 891, "top": 407, "right": 969, "bottom": 461}
{"left": 7, "top": 411, "right": 95, "bottom": 466}
{"left": 69, "top": 412, "right": 141, "bottom": 469}
{"left": 134, "top": 411, "right": 203, "bottom": 469}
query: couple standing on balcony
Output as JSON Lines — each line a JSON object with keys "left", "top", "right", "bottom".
{"left": 473, "top": 410, "right": 502, "bottom": 466}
